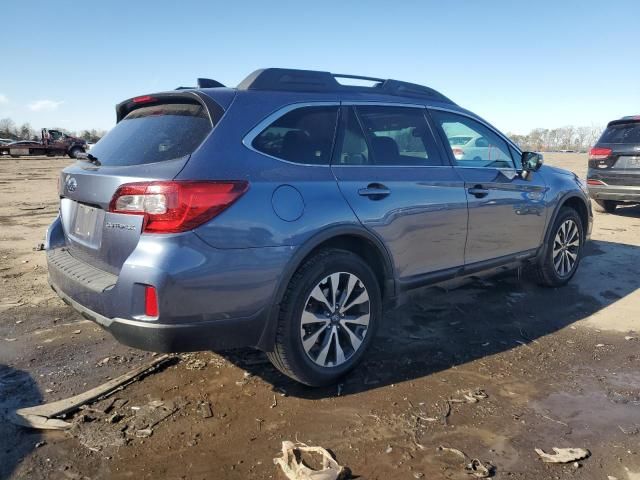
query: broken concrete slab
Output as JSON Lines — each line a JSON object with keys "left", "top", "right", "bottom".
{"left": 11, "top": 354, "right": 172, "bottom": 430}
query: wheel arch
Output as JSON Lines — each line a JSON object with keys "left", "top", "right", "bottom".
{"left": 256, "top": 225, "right": 395, "bottom": 351}
{"left": 539, "top": 192, "right": 590, "bottom": 261}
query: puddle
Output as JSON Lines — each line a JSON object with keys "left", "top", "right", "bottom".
{"left": 533, "top": 387, "right": 640, "bottom": 440}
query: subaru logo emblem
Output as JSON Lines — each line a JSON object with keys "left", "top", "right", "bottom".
{"left": 65, "top": 176, "right": 78, "bottom": 193}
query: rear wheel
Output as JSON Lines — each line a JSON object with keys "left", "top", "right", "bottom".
{"left": 267, "top": 249, "right": 381, "bottom": 386}
{"left": 594, "top": 199, "right": 619, "bottom": 213}
{"left": 532, "top": 207, "right": 583, "bottom": 287}
{"left": 68, "top": 147, "right": 83, "bottom": 159}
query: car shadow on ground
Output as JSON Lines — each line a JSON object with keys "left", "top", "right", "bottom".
{"left": 218, "top": 238, "right": 640, "bottom": 399}
{"left": 0, "top": 365, "right": 42, "bottom": 480}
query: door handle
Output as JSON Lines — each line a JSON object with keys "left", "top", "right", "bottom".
{"left": 358, "top": 183, "right": 391, "bottom": 198}
{"left": 467, "top": 185, "right": 489, "bottom": 198}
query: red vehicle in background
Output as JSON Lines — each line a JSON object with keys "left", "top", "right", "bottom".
{"left": 0, "top": 128, "right": 88, "bottom": 158}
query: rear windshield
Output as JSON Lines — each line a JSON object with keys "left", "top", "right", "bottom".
{"left": 599, "top": 122, "right": 640, "bottom": 144}
{"left": 89, "top": 102, "right": 212, "bottom": 166}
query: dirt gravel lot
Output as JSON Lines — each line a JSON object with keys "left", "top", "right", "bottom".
{"left": 1, "top": 153, "right": 639, "bottom": 480}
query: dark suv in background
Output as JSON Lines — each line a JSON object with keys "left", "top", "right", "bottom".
{"left": 588, "top": 116, "right": 640, "bottom": 212}
{"left": 46, "top": 68, "right": 592, "bottom": 386}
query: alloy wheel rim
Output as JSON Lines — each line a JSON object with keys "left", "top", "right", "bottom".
{"left": 300, "top": 272, "right": 370, "bottom": 368}
{"left": 553, "top": 219, "right": 580, "bottom": 277}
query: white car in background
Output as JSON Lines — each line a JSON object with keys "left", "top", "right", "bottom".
{"left": 448, "top": 134, "right": 490, "bottom": 161}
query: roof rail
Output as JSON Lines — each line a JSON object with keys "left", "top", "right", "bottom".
{"left": 175, "top": 78, "right": 226, "bottom": 90}
{"left": 236, "top": 68, "right": 454, "bottom": 104}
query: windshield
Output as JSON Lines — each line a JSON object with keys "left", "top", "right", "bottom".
{"left": 89, "top": 102, "right": 212, "bottom": 166}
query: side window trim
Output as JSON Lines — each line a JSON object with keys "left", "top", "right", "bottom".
{"left": 428, "top": 107, "right": 517, "bottom": 170}
{"left": 509, "top": 145, "right": 523, "bottom": 170}
{"left": 423, "top": 108, "right": 456, "bottom": 167}
{"left": 242, "top": 102, "right": 341, "bottom": 167}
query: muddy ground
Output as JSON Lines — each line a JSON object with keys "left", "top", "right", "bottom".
{"left": 1, "top": 153, "right": 639, "bottom": 480}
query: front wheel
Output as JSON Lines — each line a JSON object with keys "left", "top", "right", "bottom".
{"left": 531, "top": 207, "right": 583, "bottom": 287}
{"left": 267, "top": 249, "right": 381, "bottom": 386}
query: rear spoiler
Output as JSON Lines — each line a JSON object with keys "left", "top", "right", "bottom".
{"left": 608, "top": 115, "right": 640, "bottom": 127}
{"left": 115, "top": 91, "right": 224, "bottom": 123}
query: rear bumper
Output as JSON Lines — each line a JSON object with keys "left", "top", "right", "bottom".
{"left": 588, "top": 184, "right": 640, "bottom": 202}
{"left": 46, "top": 215, "right": 294, "bottom": 352}
{"left": 49, "top": 280, "right": 267, "bottom": 352}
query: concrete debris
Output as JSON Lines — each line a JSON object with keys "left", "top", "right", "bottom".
{"left": 127, "top": 399, "right": 180, "bottom": 434}
{"left": 135, "top": 428, "right": 153, "bottom": 438}
{"left": 437, "top": 446, "right": 494, "bottom": 478}
{"left": 197, "top": 400, "right": 213, "bottom": 418}
{"left": 450, "top": 388, "right": 488, "bottom": 404}
{"left": 107, "top": 413, "right": 124, "bottom": 424}
{"left": 274, "top": 441, "right": 348, "bottom": 480}
{"left": 183, "top": 357, "right": 207, "bottom": 370}
{"left": 11, "top": 354, "right": 173, "bottom": 430}
{"left": 534, "top": 447, "right": 590, "bottom": 463}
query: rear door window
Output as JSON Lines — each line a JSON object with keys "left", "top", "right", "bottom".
{"left": 352, "top": 106, "right": 443, "bottom": 166}
{"left": 252, "top": 106, "right": 339, "bottom": 165}
{"left": 599, "top": 123, "right": 640, "bottom": 144}
{"left": 89, "top": 102, "right": 213, "bottom": 166}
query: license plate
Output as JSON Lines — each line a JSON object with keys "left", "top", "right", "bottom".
{"left": 627, "top": 156, "right": 640, "bottom": 168}
{"left": 73, "top": 204, "right": 98, "bottom": 240}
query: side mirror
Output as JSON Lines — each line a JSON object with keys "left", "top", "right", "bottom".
{"left": 521, "top": 151, "right": 543, "bottom": 179}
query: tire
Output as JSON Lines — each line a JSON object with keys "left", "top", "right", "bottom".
{"left": 594, "top": 199, "right": 618, "bottom": 214}
{"left": 267, "top": 249, "right": 381, "bottom": 386}
{"left": 68, "top": 147, "right": 82, "bottom": 159}
{"left": 532, "top": 207, "right": 584, "bottom": 287}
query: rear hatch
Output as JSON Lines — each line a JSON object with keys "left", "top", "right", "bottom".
{"left": 58, "top": 92, "right": 223, "bottom": 275}
{"left": 589, "top": 118, "right": 640, "bottom": 186}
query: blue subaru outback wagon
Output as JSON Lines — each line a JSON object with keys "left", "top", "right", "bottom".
{"left": 47, "top": 68, "right": 592, "bottom": 386}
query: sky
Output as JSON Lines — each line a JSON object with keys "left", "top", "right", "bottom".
{"left": 1, "top": 0, "right": 638, "bottom": 135}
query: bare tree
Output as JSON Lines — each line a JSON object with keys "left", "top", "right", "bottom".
{"left": 559, "top": 126, "right": 575, "bottom": 150}
{"left": 19, "top": 122, "right": 34, "bottom": 140}
{"left": 574, "top": 126, "right": 591, "bottom": 151}
{"left": 0, "top": 118, "right": 16, "bottom": 138}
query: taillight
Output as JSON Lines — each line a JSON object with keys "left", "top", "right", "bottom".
{"left": 109, "top": 181, "right": 249, "bottom": 233}
{"left": 452, "top": 147, "right": 464, "bottom": 158}
{"left": 589, "top": 147, "right": 612, "bottom": 160}
{"left": 144, "top": 285, "right": 159, "bottom": 317}
{"left": 587, "top": 179, "right": 606, "bottom": 186}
